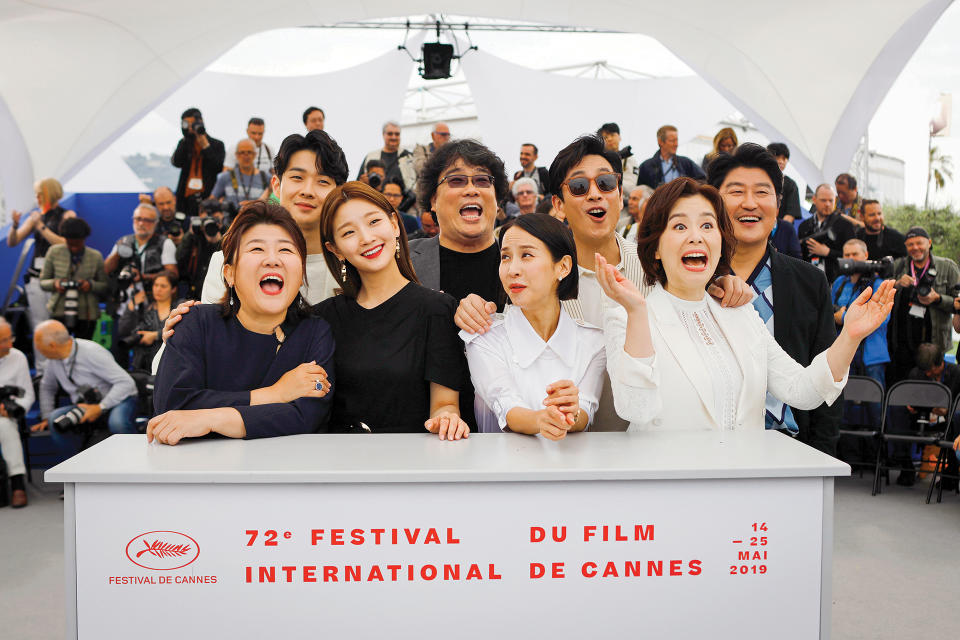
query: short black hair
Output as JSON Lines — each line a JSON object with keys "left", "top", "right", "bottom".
{"left": 707, "top": 142, "right": 784, "bottom": 199}
{"left": 916, "top": 342, "right": 945, "bottom": 372}
{"left": 302, "top": 106, "right": 324, "bottom": 124}
{"left": 521, "top": 142, "right": 538, "bottom": 155}
{"left": 499, "top": 213, "right": 578, "bottom": 301}
{"left": 365, "top": 159, "right": 385, "bottom": 171}
{"left": 417, "top": 139, "right": 508, "bottom": 212}
{"left": 274, "top": 130, "right": 349, "bottom": 185}
{"left": 597, "top": 122, "right": 620, "bottom": 135}
{"left": 836, "top": 173, "right": 857, "bottom": 190}
{"left": 181, "top": 107, "right": 202, "bottom": 120}
{"left": 248, "top": 117, "right": 264, "bottom": 127}
{"left": 549, "top": 135, "right": 623, "bottom": 201}
{"left": 766, "top": 142, "right": 789, "bottom": 159}
{"left": 59, "top": 217, "right": 91, "bottom": 240}
{"left": 862, "top": 198, "right": 880, "bottom": 209}
{"left": 384, "top": 176, "right": 404, "bottom": 191}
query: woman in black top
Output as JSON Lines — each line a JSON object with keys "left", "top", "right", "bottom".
{"left": 316, "top": 181, "right": 468, "bottom": 439}
{"left": 150, "top": 202, "right": 334, "bottom": 445}
{"left": 118, "top": 270, "right": 182, "bottom": 371}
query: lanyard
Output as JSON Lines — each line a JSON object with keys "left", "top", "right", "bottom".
{"left": 910, "top": 258, "right": 930, "bottom": 283}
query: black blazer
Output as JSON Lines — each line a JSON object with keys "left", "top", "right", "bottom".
{"left": 796, "top": 212, "right": 856, "bottom": 283}
{"left": 779, "top": 175, "right": 802, "bottom": 220}
{"left": 171, "top": 136, "right": 227, "bottom": 207}
{"left": 769, "top": 249, "right": 842, "bottom": 456}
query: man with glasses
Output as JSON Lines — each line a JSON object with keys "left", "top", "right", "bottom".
{"left": 105, "top": 203, "right": 178, "bottom": 288}
{"left": 359, "top": 121, "right": 418, "bottom": 197}
{"left": 211, "top": 138, "right": 272, "bottom": 212}
{"left": 413, "top": 122, "right": 451, "bottom": 174}
{"left": 511, "top": 178, "right": 539, "bottom": 215}
{"left": 225, "top": 117, "right": 273, "bottom": 174}
{"left": 708, "top": 143, "right": 841, "bottom": 456}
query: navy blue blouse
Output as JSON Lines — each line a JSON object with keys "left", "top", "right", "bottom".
{"left": 153, "top": 304, "right": 335, "bottom": 438}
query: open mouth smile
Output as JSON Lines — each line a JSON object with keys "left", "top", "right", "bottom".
{"left": 680, "top": 251, "right": 709, "bottom": 272}
{"left": 259, "top": 273, "right": 285, "bottom": 295}
{"left": 360, "top": 244, "right": 384, "bottom": 259}
{"left": 459, "top": 204, "right": 483, "bottom": 221}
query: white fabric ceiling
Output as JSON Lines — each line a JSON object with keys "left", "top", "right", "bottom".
{"left": 0, "top": 0, "right": 952, "bottom": 208}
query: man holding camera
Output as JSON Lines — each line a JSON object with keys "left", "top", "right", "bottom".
{"left": 0, "top": 318, "right": 34, "bottom": 507}
{"left": 30, "top": 320, "right": 138, "bottom": 458}
{"left": 211, "top": 139, "right": 272, "bottom": 212}
{"left": 798, "top": 184, "right": 857, "bottom": 283}
{"left": 38, "top": 218, "right": 106, "bottom": 340}
{"left": 888, "top": 226, "right": 960, "bottom": 385}
{"left": 153, "top": 186, "right": 188, "bottom": 242}
{"left": 358, "top": 122, "right": 417, "bottom": 195}
{"left": 854, "top": 199, "right": 906, "bottom": 261}
{"left": 177, "top": 200, "right": 224, "bottom": 300}
{"left": 105, "top": 203, "right": 179, "bottom": 294}
{"left": 171, "top": 107, "right": 225, "bottom": 218}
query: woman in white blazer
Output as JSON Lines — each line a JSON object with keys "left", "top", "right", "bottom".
{"left": 598, "top": 178, "right": 895, "bottom": 433}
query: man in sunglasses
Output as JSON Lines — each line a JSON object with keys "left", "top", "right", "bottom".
{"left": 454, "top": 135, "right": 751, "bottom": 430}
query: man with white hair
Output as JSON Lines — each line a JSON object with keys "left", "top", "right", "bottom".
{"left": 359, "top": 121, "right": 418, "bottom": 196}
{"left": 0, "top": 318, "right": 34, "bottom": 507}
{"left": 211, "top": 138, "right": 272, "bottom": 211}
{"left": 619, "top": 185, "right": 654, "bottom": 241}
{"left": 511, "top": 177, "right": 540, "bottom": 215}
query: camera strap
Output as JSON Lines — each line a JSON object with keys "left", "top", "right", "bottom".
{"left": 65, "top": 341, "right": 79, "bottom": 386}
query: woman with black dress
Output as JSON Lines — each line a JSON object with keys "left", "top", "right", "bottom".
{"left": 117, "top": 270, "right": 181, "bottom": 371}
{"left": 316, "top": 181, "right": 469, "bottom": 440}
{"left": 150, "top": 202, "right": 335, "bottom": 445}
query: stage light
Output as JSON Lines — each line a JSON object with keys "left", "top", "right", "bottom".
{"left": 421, "top": 42, "right": 454, "bottom": 80}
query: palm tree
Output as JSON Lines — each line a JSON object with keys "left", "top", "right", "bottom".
{"left": 925, "top": 143, "right": 954, "bottom": 209}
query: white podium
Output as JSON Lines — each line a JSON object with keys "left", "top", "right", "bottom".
{"left": 47, "top": 431, "right": 849, "bottom": 639}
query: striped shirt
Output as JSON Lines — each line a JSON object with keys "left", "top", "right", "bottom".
{"left": 563, "top": 234, "right": 647, "bottom": 325}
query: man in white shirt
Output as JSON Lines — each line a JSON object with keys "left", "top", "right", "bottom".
{"left": 30, "top": 320, "right": 138, "bottom": 459}
{"left": 0, "top": 319, "right": 34, "bottom": 507}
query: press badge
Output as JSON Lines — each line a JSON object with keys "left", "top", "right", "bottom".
{"left": 187, "top": 177, "right": 203, "bottom": 191}
{"left": 908, "top": 304, "right": 927, "bottom": 318}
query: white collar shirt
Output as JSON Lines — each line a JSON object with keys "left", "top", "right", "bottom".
{"left": 461, "top": 305, "right": 606, "bottom": 433}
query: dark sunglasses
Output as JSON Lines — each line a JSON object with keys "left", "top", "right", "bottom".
{"left": 562, "top": 172, "right": 622, "bottom": 197}
{"left": 438, "top": 174, "right": 495, "bottom": 189}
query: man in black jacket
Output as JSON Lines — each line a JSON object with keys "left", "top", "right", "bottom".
{"left": 855, "top": 199, "right": 906, "bottom": 261}
{"left": 709, "top": 144, "right": 841, "bottom": 456}
{"left": 797, "top": 184, "right": 857, "bottom": 283}
{"left": 767, "top": 142, "right": 802, "bottom": 223}
{"left": 171, "top": 107, "right": 226, "bottom": 218}
{"left": 636, "top": 125, "right": 705, "bottom": 188}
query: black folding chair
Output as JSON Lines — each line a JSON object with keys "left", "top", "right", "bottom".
{"left": 838, "top": 376, "right": 884, "bottom": 476}
{"left": 925, "top": 394, "right": 960, "bottom": 504}
{"left": 873, "top": 380, "right": 951, "bottom": 496}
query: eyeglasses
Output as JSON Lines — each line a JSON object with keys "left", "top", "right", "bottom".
{"left": 516, "top": 190, "right": 536, "bottom": 197}
{"left": 236, "top": 151, "right": 255, "bottom": 156}
{"left": 133, "top": 216, "right": 157, "bottom": 224}
{"left": 438, "top": 174, "right": 495, "bottom": 189}
{"left": 434, "top": 131, "right": 451, "bottom": 137}
{"left": 561, "top": 173, "right": 621, "bottom": 197}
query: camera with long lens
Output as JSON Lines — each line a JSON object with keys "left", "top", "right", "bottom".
{"left": 799, "top": 227, "right": 836, "bottom": 244}
{"left": 0, "top": 385, "right": 25, "bottom": 421}
{"left": 51, "top": 385, "right": 103, "bottom": 433}
{"left": 367, "top": 172, "right": 383, "bottom": 190}
{"left": 914, "top": 266, "right": 938, "bottom": 301}
{"left": 836, "top": 256, "right": 895, "bottom": 279}
{"left": 181, "top": 118, "right": 205, "bottom": 137}
{"left": 115, "top": 241, "right": 137, "bottom": 290}
{"left": 60, "top": 279, "right": 81, "bottom": 329}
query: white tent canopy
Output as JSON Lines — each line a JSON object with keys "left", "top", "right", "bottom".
{"left": 0, "top": 0, "right": 952, "bottom": 208}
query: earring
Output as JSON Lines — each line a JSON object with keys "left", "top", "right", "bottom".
{"left": 228, "top": 286, "right": 235, "bottom": 306}
{"left": 340, "top": 261, "right": 347, "bottom": 282}
{"left": 395, "top": 237, "right": 401, "bottom": 259}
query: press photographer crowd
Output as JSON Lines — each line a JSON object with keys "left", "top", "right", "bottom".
{"left": 1, "top": 107, "right": 958, "bottom": 509}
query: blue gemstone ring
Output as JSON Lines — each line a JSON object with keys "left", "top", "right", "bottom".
{"left": 315, "top": 379, "right": 323, "bottom": 391}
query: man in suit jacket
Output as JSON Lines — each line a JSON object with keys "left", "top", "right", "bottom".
{"left": 797, "top": 184, "right": 857, "bottom": 283}
{"left": 38, "top": 217, "right": 107, "bottom": 340}
{"left": 636, "top": 125, "right": 706, "bottom": 189}
{"left": 709, "top": 144, "right": 842, "bottom": 456}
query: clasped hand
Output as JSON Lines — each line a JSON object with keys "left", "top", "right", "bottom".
{"left": 537, "top": 380, "right": 581, "bottom": 441}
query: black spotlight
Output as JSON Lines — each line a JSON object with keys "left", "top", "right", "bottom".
{"left": 421, "top": 42, "right": 454, "bottom": 80}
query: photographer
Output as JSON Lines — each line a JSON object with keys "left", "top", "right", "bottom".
{"left": 832, "top": 239, "right": 891, "bottom": 378}
{"left": 117, "top": 270, "right": 180, "bottom": 372}
{"left": 211, "top": 138, "right": 272, "bottom": 212}
{"left": 888, "top": 226, "right": 960, "bottom": 384}
{"left": 171, "top": 107, "right": 225, "bottom": 217}
{"left": 38, "top": 217, "right": 106, "bottom": 340}
{"left": 104, "top": 203, "right": 178, "bottom": 297}
{"left": 0, "top": 319, "right": 34, "bottom": 508}
{"left": 30, "top": 320, "right": 137, "bottom": 458}
{"left": 153, "top": 186, "right": 188, "bottom": 237}
{"left": 176, "top": 199, "right": 224, "bottom": 300}
{"left": 798, "top": 184, "right": 856, "bottom": 282}
{"left": 359, "top": 158, "right": 387, "bottom": 191}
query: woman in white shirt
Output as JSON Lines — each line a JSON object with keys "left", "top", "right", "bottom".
{"left": 597, "top": 177, "right": 894, "bottom": 432}
{"left": 462, "top": 214, "right": 605, "bottom": 439}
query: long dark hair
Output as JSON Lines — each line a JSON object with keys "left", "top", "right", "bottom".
{"left": 217, "top": 201, "right": 308, "bottom": 317}
{"left": 319, "top": 181, "right": 419, "bottom": 299}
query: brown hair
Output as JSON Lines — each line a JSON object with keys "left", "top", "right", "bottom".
{"left": 319, "top": 181, "right": 419, "bottom": 298}
{"left": 636, "top": 177, "right": 737, "bottom": 288}
{"left": 217, "top": 201, "right": 308, "bottom": 316}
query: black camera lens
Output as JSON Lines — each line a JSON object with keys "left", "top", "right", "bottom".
{"left": 203, "top": 219, "right": 220, "bottom": 236}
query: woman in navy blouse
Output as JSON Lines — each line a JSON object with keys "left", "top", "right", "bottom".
{"left": 150, "top": 202, "right": 335, "bottom": 444}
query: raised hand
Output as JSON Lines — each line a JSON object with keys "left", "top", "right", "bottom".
{"left": 595, "top": 253, "right": 646, "bottom": 312}
{"left": 842, "top": 280, "right": 896, "bottom": 341}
